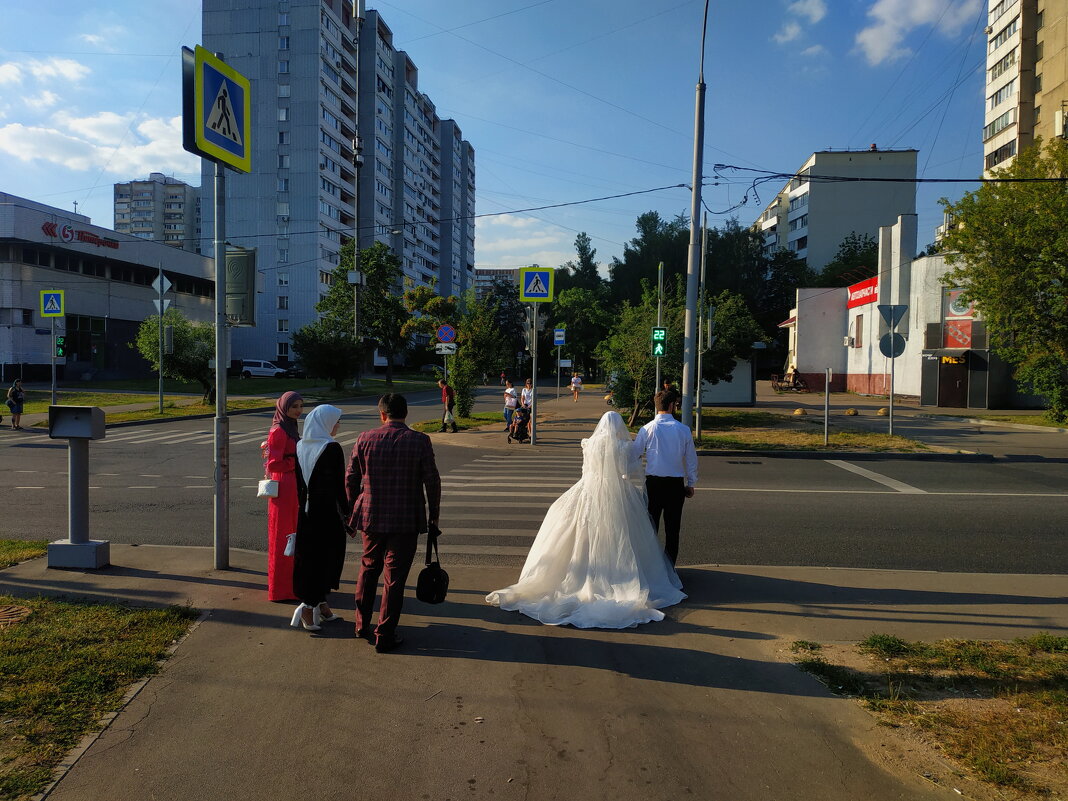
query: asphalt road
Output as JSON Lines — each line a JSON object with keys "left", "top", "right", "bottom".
{"left": 4, "top": 386, "right": 1067, "bottom": 575}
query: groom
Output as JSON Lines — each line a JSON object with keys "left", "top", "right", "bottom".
{"left": 631, "top": 391, "right": 698, "bottom": 565}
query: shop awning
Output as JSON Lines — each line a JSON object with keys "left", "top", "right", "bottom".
{"left": 777, "top": 316, "right": 796, "bottom": 328}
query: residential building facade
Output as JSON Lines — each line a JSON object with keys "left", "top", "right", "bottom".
{"left": 113, "top": 173, "right": 201, "bottom": 252}
{"left": 752, "top": 147, "right": 917, "bottom": 274}
{"left": 983, "top": 0, "right": 1068, "bottom": 174}
{"left": 1, "top": 192, "right": 214, "bottom": 382}
{"left": 201, "top": 0, "right": 475, "bottom": 364}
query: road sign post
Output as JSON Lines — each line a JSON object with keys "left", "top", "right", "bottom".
{"left": 41, "top": 291, "right": 64, "bottom": 405}
{"left": 878, "top": 304, "right": 908, "bottom": 437}
{"left": 518, "top": 269, "right": 554, "bottom": 444}
{"left": 154, "top": 266, "right": 173, "bottom": 414}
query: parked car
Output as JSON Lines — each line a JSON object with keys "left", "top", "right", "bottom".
{"left": 281, "top": 363, "right": 306, "bottom": 379}
{"left": 239, "top": 359, "right": 285, "bottom": 378}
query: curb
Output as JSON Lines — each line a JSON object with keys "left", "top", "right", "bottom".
{"left": 694, "top": 449, "right": 996, "bottom": 462}
{"left": 913, "top": 413, "right": 1068, "bottom": 434}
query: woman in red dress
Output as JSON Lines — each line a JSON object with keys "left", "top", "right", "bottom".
{"left": 264, "top": 391, "right": 304, "bottom": 601}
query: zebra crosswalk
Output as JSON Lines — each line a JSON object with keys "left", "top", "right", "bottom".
{"left": 436, "top": 453, "right": 582, "bottom": 563}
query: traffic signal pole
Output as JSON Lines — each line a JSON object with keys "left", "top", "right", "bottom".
{"left": 50, "top": 317, "right": 56, "bottom": 406}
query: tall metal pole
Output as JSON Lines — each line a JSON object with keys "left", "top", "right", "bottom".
{"left": 556, "top": 344, "right": 561, "bottom": 400}
{"left": 158, "top": 262, "right": 164, "bottom": 414}
{"left": 213, "top": 159, "right": 230, "bottom": 570}
{"left": 680, "top": 0, "right": 710, "bottom": 429}
{"left": 695, "top": 215, "right": 708, "bottom": 439}
{"left": 889, "top": 319, "right": 896, "bottom": 438}
{"left": 824, "top": 368, "right": 832, "bottom": 446}
{"left": 351, "top": 135, "right": 364, "bottom": 391}
{"left": 50, "top": 317, "right": 56, "bottom": 406}
{"left": 655, "top": 260, "right": 663, "bottom": 391}
{"left": 530, "top": 303, "right": 539, "bottom": 445}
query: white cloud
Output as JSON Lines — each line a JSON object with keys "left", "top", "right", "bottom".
{"left": 474, "top": 215, "right": 572, "bottom": 268}
{"left": 856, "top": 0, "right": 983, "bottom": 66}
{"left": 27, "top": 58, "right": 90, "bottom": 82}
{"left": 789, "top": 0, "right": 827, "bottom": 24}
{"left": 773, "top": 21, "right": 802, "bottom": 44}
{"left": 0, "top": 115, "right": 198, "bottom": 176}
{"left": 0, "top": 63, "right": 23, "bottom": 84}
{"left": 801, "top": 44, "right": 826, "bottom": 57}
{"left": 78, "top": 26, "right": 128, "bottom": 51}
{"left": 53, "top": 110, "right": 136, "bottom": 145}
{"left": 25, "top": 90, "right": 59, "bottom": 110}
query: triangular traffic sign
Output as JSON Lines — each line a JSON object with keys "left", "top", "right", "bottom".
{"left": 877, "top": 304, "right": 907, "bottom": 328}
{"left": 525, "top": 274, "right": 547, "bottom": 295}
{"left": 206, "top": 81, "right": 242, "bottom": 146}
{"left": 44, "top": 295, "right": 60, "bottom": 312}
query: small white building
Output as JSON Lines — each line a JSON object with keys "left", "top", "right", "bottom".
{"left": 1, "top": 192, "right": 214, "bottom": 382}
{"left": 782, "top": 214, "right": 1040, "bottom": 409}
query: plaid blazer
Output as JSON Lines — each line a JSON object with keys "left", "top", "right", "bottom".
{"left": 345, "top": 421, "right": 441, "bottom": 535}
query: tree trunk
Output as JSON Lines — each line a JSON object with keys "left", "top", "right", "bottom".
{"left": 385, "top": 353, "right": 394, "bottom": 386}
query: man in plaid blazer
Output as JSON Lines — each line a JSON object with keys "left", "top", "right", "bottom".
{"left": 346, "top": 393, "right": 441, "bottom": 652}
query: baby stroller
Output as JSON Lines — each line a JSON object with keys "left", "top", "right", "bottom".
{"left": 507, "top": 406, "right": 531, "bottom": 444}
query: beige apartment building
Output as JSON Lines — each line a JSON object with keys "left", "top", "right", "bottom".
{"left": 984, "top": 0, "right": 1068, "bottom": 174}
{"left": 113, "top": 173, "right": 201, "bottom": 252}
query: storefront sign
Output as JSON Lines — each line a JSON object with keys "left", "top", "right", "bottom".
{"left": 941, "top": 355, "right": 966, "bottom": 364}
{"left": 944, "top": 319, "right": 972, "bottom": 348}
{"left": 847, "top": 276, "right": 878, "bottom": 309}
{"left": 944, "top": 288, "right": 974, "bottom": 320}
{"left": 41, "top": 222, "right": 119, "bottom": 250}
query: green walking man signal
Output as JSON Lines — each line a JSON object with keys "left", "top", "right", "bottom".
{"left": 651, "top": 326, "right": 666, "bottom": 358}
{"left": 55, "top": 336, "right": 66, "bottom": 357}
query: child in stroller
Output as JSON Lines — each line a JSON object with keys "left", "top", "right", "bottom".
{"left": 507, "top": 405, "right": 531, "bottom": 443}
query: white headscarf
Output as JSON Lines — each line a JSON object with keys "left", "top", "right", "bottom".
{"left": 296, "top": 405, "right": 342, "bottom": 495}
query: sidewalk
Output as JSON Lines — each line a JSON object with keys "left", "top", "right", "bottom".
{"left": 3, "top": 387, "right": 1066, "bottom": 800}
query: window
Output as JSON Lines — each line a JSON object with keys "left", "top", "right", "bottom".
{"left": 1034, "top": 73, "right": 1042, "bottom": 94}
{"left": 989, "top": 48, "right": 1016, "bottom": 82}
{"left": 278, "top": 295, "right": 289, "bottom": 310}
{"left": 1036, "top": 10, "right": 1043, "bottom": 29}
{"left": 278, "top": 84, "right": 291, "bottom": 98}
{"left": 983, "top": 108, "right": 1016, "bottom": 140}
{"left": 21, "top": 309, "right": 32, "bottom": 325}
{"left": 277, "top": 178, "right": 289, "bottom": 192}
{"left": 854, "top": 315, "right": 863, "bottom": 348}
{"left": 278, "top": 272, "right": 289, "bottom": 287}
{"left": 278, "top": 36, "right": 289, "bottom": 50}
{"left": 989, "top": 78, "right": 1016, "bottom": 109}
{"left": 277, "top": 202, "right": 290, "bottom": 216}
{"left": 986, "top": 139, "right": 1017, "bottom": 169}
{"left": 277, "top": 319, "right": 289, "bottom": 332}
{"left": 1035, "top": 41, "right": 1044, "bottom": 62}
{"left": 278, "top": 60, "right": 289, "bottom": 74}
{"left": 278, "top": 248, "right": 289, "bottom": 263}
{"left": 278, "top": 131, "right": 289, "bottom": 144}
{"left": 278, "top": 12, "right": 288, "bottom": 25}
{"left": 278, "top": 106, "right": 289, "bottom": 121}
{"left": 788, "top": 193, "right": 808, "bottom": 211}
{"left": 788, "top": 214, "right": 808, "bottom": 231}
{"left": 988, "top": 17, "right": 1018, "bottom": 53}
{"left": 1034, "top": 105, "right": 1041, "bottom": 125}
{"left": 277, "top": 342, "right": 289, "bottom": 358}
{"left": 278, "top": 154, "right": 290, "bottom": 168}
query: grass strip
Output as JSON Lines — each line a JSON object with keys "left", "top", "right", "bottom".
{"left": 791, "top": 634, "right": 1068, "bottom": 793}
{"left": 0, "top": 595, "right": 197, "bottom": 800}
{"left": 0, "top": 542, "right": 47, "bottom": 570}
{"left": 409, "top": 412, "right": 502, "bottom": 434}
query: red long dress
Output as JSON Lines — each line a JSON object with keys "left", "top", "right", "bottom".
{"left": 265, "top": 424, "right": 299, "bottom": 601}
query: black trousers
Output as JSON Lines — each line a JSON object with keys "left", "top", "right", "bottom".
{"left": 646, "top": 475, "right": 685, "bottom": 565}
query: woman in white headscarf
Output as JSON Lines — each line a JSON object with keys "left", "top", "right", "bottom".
{"left": 290, "top": 404, "right": 348, "bottom": 631}
{"left": 486, "top": 410, "right": 685, "bottom": 629}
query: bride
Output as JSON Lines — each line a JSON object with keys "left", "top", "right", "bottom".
{"left": 486, "top": 410, "right": 686, "bottom": 628}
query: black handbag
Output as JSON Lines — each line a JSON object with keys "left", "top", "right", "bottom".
{"left": 416, "top": 525, "right": 449, "bottom": 604}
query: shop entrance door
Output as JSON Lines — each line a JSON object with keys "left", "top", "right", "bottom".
{"left": 938, "top": 360, "right": 969, "bottom": 407}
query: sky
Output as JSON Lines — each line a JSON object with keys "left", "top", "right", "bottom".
{"left": 0, "top": 0, "right": 989, "bottom": 274}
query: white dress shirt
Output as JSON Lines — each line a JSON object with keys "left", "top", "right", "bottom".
{"left": 632, "top": 413, "right": 698, "bottom": 487}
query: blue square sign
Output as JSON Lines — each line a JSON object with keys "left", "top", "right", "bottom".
{"left": 519, "top": 267, "right": 554, "bottom": 302}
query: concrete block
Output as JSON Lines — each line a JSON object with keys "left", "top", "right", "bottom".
{"left": 47, "top": 539, "right": 111, "bottom": 570}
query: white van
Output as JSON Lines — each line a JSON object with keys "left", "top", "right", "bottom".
{"left": 240, "top": 359, "right": 285, "bottom": 378}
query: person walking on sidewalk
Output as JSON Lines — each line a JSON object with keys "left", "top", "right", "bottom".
{"left": 503, "top": 380, "right": 518, "bottom": 431}
{"left": 570, "top": 372, "right": 582, "bottom": 402}
{"left": 262, "top": 391, "right": 304, "bottom": 601}
{"left": 438, "top": 378, "right": 457, "bottom": 433}
{"left": 6, "top": 379, "right": 25, "bottom": 430}
{"left": 521, "top": 378, "right": 534, "bottom": 409}
{"left": 631, "top": 391, "right": 698, "bottom": 566}
{"left": 345, "top": 394, "right": 441, "bottom": 653}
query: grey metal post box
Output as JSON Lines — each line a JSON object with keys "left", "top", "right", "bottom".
{"left": 48, "top": 406, "right": 106, "bottom": 440}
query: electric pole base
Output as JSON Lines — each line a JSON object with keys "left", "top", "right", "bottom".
{"left": 47, "top": 539, "right": 110, "bottom": 570}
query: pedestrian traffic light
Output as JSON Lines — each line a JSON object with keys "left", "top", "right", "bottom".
{"left": 651, "top": 326, "right": 667, "bottom": 342}
{"left": 652, "top": 341, "right": 666, "bottom": 357}
{"left": 55, "top": 336, "right": 66, "bottom": 357}
{"left": 651, "top": 326, "right": 666, "bottom": 358}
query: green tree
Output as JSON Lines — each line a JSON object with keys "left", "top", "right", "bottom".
{"left": 131, "top": 308, "right": 214, "bottom": 402}
{"left": 291, "top": 320, "right": 363, "bottom": 391}
{"left": 557, "top": 232, "right": 604, "bottom": 295}
{"left": 549, "top": 286, "right": 611, "bottom": 378}
{"left": 813, "top": 232, "right": 878, "bottom": 287}
{"left": 939, "top": 138, "right": 1068, "bottom": 421}
{"left": 483, "top": 275, "right": 526, "bottom": 374}
{"left": 702, "top": 290, "right": 767, "bottom": 384}
{"left": 608, "top": 212, "right": 689, "bottom": 306}
{"left": 452, "top": 291, "right": 502, "bottom": 417}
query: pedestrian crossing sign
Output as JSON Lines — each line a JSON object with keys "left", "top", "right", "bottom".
{"left": 652, "top": 342, "right": 666, "bottom": 357}
{"left": 519, "top": 267, "right": 554, "bottom": 302}
{"left": 40, "top": 290, "right": 64, "bottom": 318}
{"left": 182, "top": 45, "right": 252, "bottom": 173}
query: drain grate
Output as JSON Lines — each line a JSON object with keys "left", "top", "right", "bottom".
{"left": 0, "top": 605, "right": 32, "bottom": 628}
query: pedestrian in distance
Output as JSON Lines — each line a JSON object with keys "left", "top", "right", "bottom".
{"left": 6, "top": 379, "right": 25, "bottom": 430}
{"left": 570, "top": 373, "right": 582, "bottom": 403}
{"left": 500, "top": 371, "right": 506, "bottom": 386}
{"left": 521, "top": 378, "right": 534, "bottom": 409}
{"left": 290, "top": 404, "right": 348, "bottom": 632}
{"left": 438, "top": 378, "right": 457, "bottom": 433}
{"left": 631, "top": 391, "right": 698, "bottom": 566}
{"left": 661, "top": 378, "right": 675, "bottom": 395}
{"left": 345, "top": 394, "right": 441, "bottom": 653}
{"left": 261, "top": 391, "right": 304, "bottom": 602}
{"left": 503, "top": 379, "right": 518, "bottom": 431}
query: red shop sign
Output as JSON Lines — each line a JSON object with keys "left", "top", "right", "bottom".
{"left": 847, "top": 275, "right": 878, "bottom": 309}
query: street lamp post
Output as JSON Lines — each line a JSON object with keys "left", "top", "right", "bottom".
{"left": 350, "top": 135, "right": 364, "bottom": 390}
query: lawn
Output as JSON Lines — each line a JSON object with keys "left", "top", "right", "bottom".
{"left": 791, "top": 634, "right": 1068, "bottom": 796}
{"left": 0, "top": 541, "right": 47, "bottom": 570}
{"left": 409, "top": 411, "right": 502, "bottom": 434}
{"left": 0, "top": 592, "right": 197, "bottom": 799}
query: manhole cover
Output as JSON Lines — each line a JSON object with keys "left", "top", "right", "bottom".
{"left": 0, "top": 606, "right": 31, "bottom": 627}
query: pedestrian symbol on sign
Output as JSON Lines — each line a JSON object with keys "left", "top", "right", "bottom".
{"left": 519, "top": 267, "right": 554, "bottom": 302}
{"left": 206, "top": 82, "right": 242, "bottom": 146}
{"left": 525, "top": 274, "right": 546, "bottom": 295}
{"left": 44, "top": 295, "right": 61, "bottom": 313}
{"left": 40, "top": 290, "right": 64, "bottom": 317}
{"left": 653, "top": 342, "right": 666, "bottom": 357}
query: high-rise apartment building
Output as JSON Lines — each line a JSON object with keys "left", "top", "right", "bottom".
{"left": 983, "top": 0, "right": 1068, "bottom": 174}
{"left": 752, "top": 148, "right": 917, "bottom": 273}
{"left": 113, "top": 173, "right": 201, "bottom": 252}
{"left": 201, "top": 0, "right": 475, "bottom": 363}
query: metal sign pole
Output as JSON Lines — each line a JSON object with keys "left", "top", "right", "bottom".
{"left": 50, "top": 317, "right": 56, "bottom": 406}
{"left": 889, "top": 319, "right": 896, "bottom": 438}
{"left": 531, "top": 303, "right": 538, "bottom": 445}
{"left": 158, "top": 262, "right": 164, "bottom": 414}
{"left": 556, "top": 345, "right": 561, "bottom": 400}
{"left": 213, "top": 160, "right": 229, "bottom": 570}
{"left": 655, "top": 260, "right": 663, "bottom": 391}
{"left": 824, "top": 368, "right": 832, "bottom": 446}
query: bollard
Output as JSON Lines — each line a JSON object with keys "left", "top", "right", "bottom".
{"left": 46, "top": 406, "right": 110, "bottom": 569}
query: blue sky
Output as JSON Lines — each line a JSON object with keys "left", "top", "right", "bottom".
{"left": 0, "top": 0, "right": 987, "bottom": 272}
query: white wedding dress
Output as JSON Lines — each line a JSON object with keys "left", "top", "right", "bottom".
{"left": 486, "top": 411, "right": 686, "bottom": 628}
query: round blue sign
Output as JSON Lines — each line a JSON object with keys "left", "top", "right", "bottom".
{"left": 436, "top": 324, "right": 457, "bottom": 343}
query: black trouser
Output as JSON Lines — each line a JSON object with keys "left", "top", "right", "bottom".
{"left": 646, "top": 475, "right": 685, "bottom": 565}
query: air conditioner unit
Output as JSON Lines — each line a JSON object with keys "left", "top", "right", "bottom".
{"left": 1056, "top": 109, "right": 1067, "bottom": 139}
{"left": 843, "top": 336, "right": 855, "bottom": 347}
{"left": 335, "top": 60, "right": 342, "bottom": 69}
{"left": 984, "top": 25, "right": 993, "bottom": 34}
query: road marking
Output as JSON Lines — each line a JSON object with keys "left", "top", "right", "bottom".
{"left": 693, "top": 487, "right": 1068, "bottom": 497}
{"left": 443, "top": 490, "right": 561, "bottom": 498}
{"left": 128, "top": 486, "right": 159, "bottom": 489}
{"left": 443, "top": 481, "right": 573, "bottom": 489}
{"left": 185, "top": 475, "right": 208, "bottom": 479}
{"left": 183, "top": 485, "right": 212, "bottom": 489}
{"left": 139, "top": 474, "right": 162, "bottom": 478}
{"left": 444, "top": 513, "right": 546, "bottom": 521}
{"left": 825, "top": 460, "right": 928, "bottom": 494}
{"left": 98, "top": 473, "right": 120, "bottom": 476}
{"left": 14, "top": 470, "right": 38, "bottom": 473}
{"left": 441, "top": 500, "right": 550, "bottom": 508}
{"left": 437, "top": 544, "right": 531, "bottom": 556}
{"left": 15, "top": 486, "right": 45, "bottom": 489}
{"left": 440, "top": 527, "right": 537, "bottom": 537}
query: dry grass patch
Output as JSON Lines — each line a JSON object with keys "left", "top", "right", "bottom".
{"left": 790, "top": 634, "right": 1068, "bottom": 797}
{"left": 695, "top": 409, "right": 928, "bottom": 452}
{"left": 0, "top": 542, "right": 46, "bottom": 570}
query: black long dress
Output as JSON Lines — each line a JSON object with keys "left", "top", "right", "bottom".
{"left": 293, "top": 442, "right": 348, "bottom": 606}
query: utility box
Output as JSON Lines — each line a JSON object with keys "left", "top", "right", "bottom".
{"left": 47, "top": 405, "right": 109, "bottom": 569}
{"left": 48, "top": 406, "right": 106, "bottom": 440}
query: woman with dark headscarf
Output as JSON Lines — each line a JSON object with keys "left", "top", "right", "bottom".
{"left": 262, "top": 391, "right": 304, "bottom": 601}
